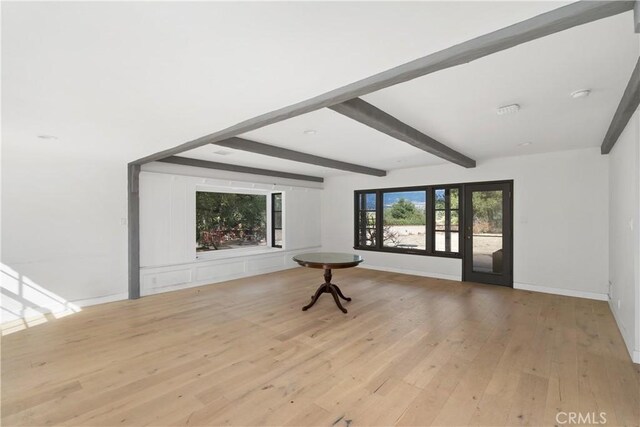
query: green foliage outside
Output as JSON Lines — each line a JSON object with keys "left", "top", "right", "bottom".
{"left": 472, "top": 191, "right": 502, "bottom": 233}
{"left": 363, "top": 190, "right": 502, "bottom": 241}
{"left": 384, "top": 199, "right": 426, "bottom": 226}
{"left": 435, "top": 189, "right": 459, "bottom": 210}
{"left": 435, "top": 210, "right": 460, "bottom": 230}
{"left": 196, "top": 192, "right": 266, "bottom": 250}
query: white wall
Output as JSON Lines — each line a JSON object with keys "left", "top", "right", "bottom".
{"left": 138, "top": 164, "right": 322, "bottom": 295}
{"left": 322, "top": 147, "right": 609, "bottom": 299}
{"left": 608, "top": 111, "right": 640, "bottom": 363}
{"left": 1, "top": 149, "right": 130, "bottom": 326}
{"left": 0, "top": 155, "right": 322, "bottom": 324}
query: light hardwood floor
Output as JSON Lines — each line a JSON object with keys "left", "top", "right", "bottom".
{"left": 2, "top": 268, "right": 639, "bottom": 426}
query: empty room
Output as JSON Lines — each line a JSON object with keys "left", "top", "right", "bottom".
{"left": 2, "top": 1, "right": 640, "bottom": 426}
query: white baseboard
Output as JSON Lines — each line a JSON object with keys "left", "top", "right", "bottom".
{"left": 358, "top": 264, "right": 462, "bottom": 282}
{"left": 607, "top": 298, "right": 640, "bottom": 365}
{"left": 514, "top": 283, "right": 608, "bottom": 301}
{"left": 1, "top": 292, "right": 128, "bottom": 333}
{"left": 72, "top": 292, "right": 128, "bottom": 308}
{"left": 358, "top": 269, "right": 609, "bottom": 301}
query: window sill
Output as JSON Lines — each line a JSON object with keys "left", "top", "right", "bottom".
{"left": 195, "top": 246, "right": 285, "bottom": 262}
{"left": 353, "top": 246, "right": 462, "bottom": 259}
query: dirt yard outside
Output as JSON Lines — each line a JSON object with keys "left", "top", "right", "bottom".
{"left": 385, "top": 226, "right": 502, "bottom": 272}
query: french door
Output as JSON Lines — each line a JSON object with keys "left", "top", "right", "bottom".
{"left": 462, "top": 182, "right": 513, "bottom": 287}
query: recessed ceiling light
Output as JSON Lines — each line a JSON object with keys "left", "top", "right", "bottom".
{"left": 518, "top": 141, "right": 532, "bottom": 147}
{"left": 570, "top": 89, "right": 591, "bottom": 99}
{"left": 37, "top": 134, "right": 58, "bottom": 140}
{"left": 303, "top": 129, "right": 317, "bottom": 135}
{"left": 213, "top": 149, "right": 232, "bottom": 155}
{"left": 497, "top": 104, "right": 520, "bottom": 115}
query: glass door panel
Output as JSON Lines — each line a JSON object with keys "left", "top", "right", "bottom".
{"left": 471, "top": 190, "right": 503, "bottom": 274}
{"left": 463, "top": 182, "right": 512, "bottom": 286}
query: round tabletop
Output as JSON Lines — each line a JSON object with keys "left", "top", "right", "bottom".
{"left": 293, "top": 252, "right": 363, "bottom": 269}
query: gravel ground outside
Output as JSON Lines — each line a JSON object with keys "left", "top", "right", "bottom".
{"left": 385, "top": 225, "right": 502, "bottom": 272}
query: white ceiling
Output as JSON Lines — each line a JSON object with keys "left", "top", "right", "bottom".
{"left": 2, "top": 1, "right": 637, "bottom": 177}
{"left": 365, "top": 11, "right": 639, "bottom": 161}
{"left": 186, "top": 108, "right": 446, "bottom": 178}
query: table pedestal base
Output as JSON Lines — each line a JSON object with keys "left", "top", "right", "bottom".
{"left": 302, "top": 268, "right": 351, "bottom": 313}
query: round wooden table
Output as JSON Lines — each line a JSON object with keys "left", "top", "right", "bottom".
{"left": 293, "top": 252, "right": 363, "bottom": 313}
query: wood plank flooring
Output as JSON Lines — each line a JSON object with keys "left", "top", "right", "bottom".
{"left": 2, "top": 268, "right": 639, "bottom": 426}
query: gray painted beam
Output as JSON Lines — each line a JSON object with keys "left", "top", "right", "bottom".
{"left": 128, "top": 163, "right": 141, "bottom": 300}
{"left": 635, "top": 1, "right": 640, "bottom": 32}
{"left": 157, "top": 156, "right": 324, "bottom": 182}
{"left": 214, "top": 137, "right": 386, "bottom": 176}
{"left": 329, "top": 98, "right": 475, "bottom": 168}
{"left": 132, "top": 0, "right": 633, "bottom": 165}
{"left": 601, "top": 58, "right": 640, "bottom": 154}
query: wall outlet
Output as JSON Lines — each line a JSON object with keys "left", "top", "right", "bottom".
{"left": 152, "top": 277, "right": 157, "bottom": 285}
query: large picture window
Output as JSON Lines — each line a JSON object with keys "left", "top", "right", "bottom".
{"left": 382, "top": 191, "right": 427, "bottom": 250}
{"left": 196, "top": 191, "right": 267, "bottom": 252}
{"left": 354, "top": 184, "right": 461, "bottom": 258}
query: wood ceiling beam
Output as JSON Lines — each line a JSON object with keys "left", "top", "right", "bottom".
{"left": 213, "top": 137, "right": 386, "bottom": 176}
{"left": 132, "top": 0, "right": 634, "bottom": 166}
{"left": 156, "top": 156, "right": 324, "bottom": 183}
{"left": 329, "top": 98, "right": 475, "bottom": 168}
{"left": 601, "top": 58, "right": 640, "bottom": 154}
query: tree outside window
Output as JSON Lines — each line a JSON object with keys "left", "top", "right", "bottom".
{"left": 196, "top": 192, "right": 267, "bottom": 251}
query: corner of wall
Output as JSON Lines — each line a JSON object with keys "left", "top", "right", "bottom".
{"left": 607, "top": 110, "right": 640, "bottom": 364}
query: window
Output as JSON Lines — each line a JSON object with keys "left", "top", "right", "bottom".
{"left": 354, "top": 184, "right": 461, "bottom": 258}
{"left": 196, "top": 191, "right": 267, "bottom": 252}
{"left": 434, "top": 187, "right": 460, "bottom": 254}
{"left": 272, "top": 193, "right": 283, "bottom": 248}
{"left": 355, "top": 192, "right": 377, "bottom": 247}
{"left": 382, "top": 191, "right": 427, "bottom": 250}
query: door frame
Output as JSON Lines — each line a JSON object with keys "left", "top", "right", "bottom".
{"left": 461, "top": 180, "right": 513, "bottom": 287}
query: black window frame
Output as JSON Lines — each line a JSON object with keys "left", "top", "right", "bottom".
{"left": 432, "top": 185, "right": 462, "bottom": 256}
{"left": 380, "top": 188, "right": 429, "bottom": 252}
{"left": 354, "top": 192, "right": 378, "bottom": 248}
{"left": 353, "top": 184, "right": 463, "bottom": 259}
{"left": 271, "top": 192, "right": 282, "bottom": 248}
